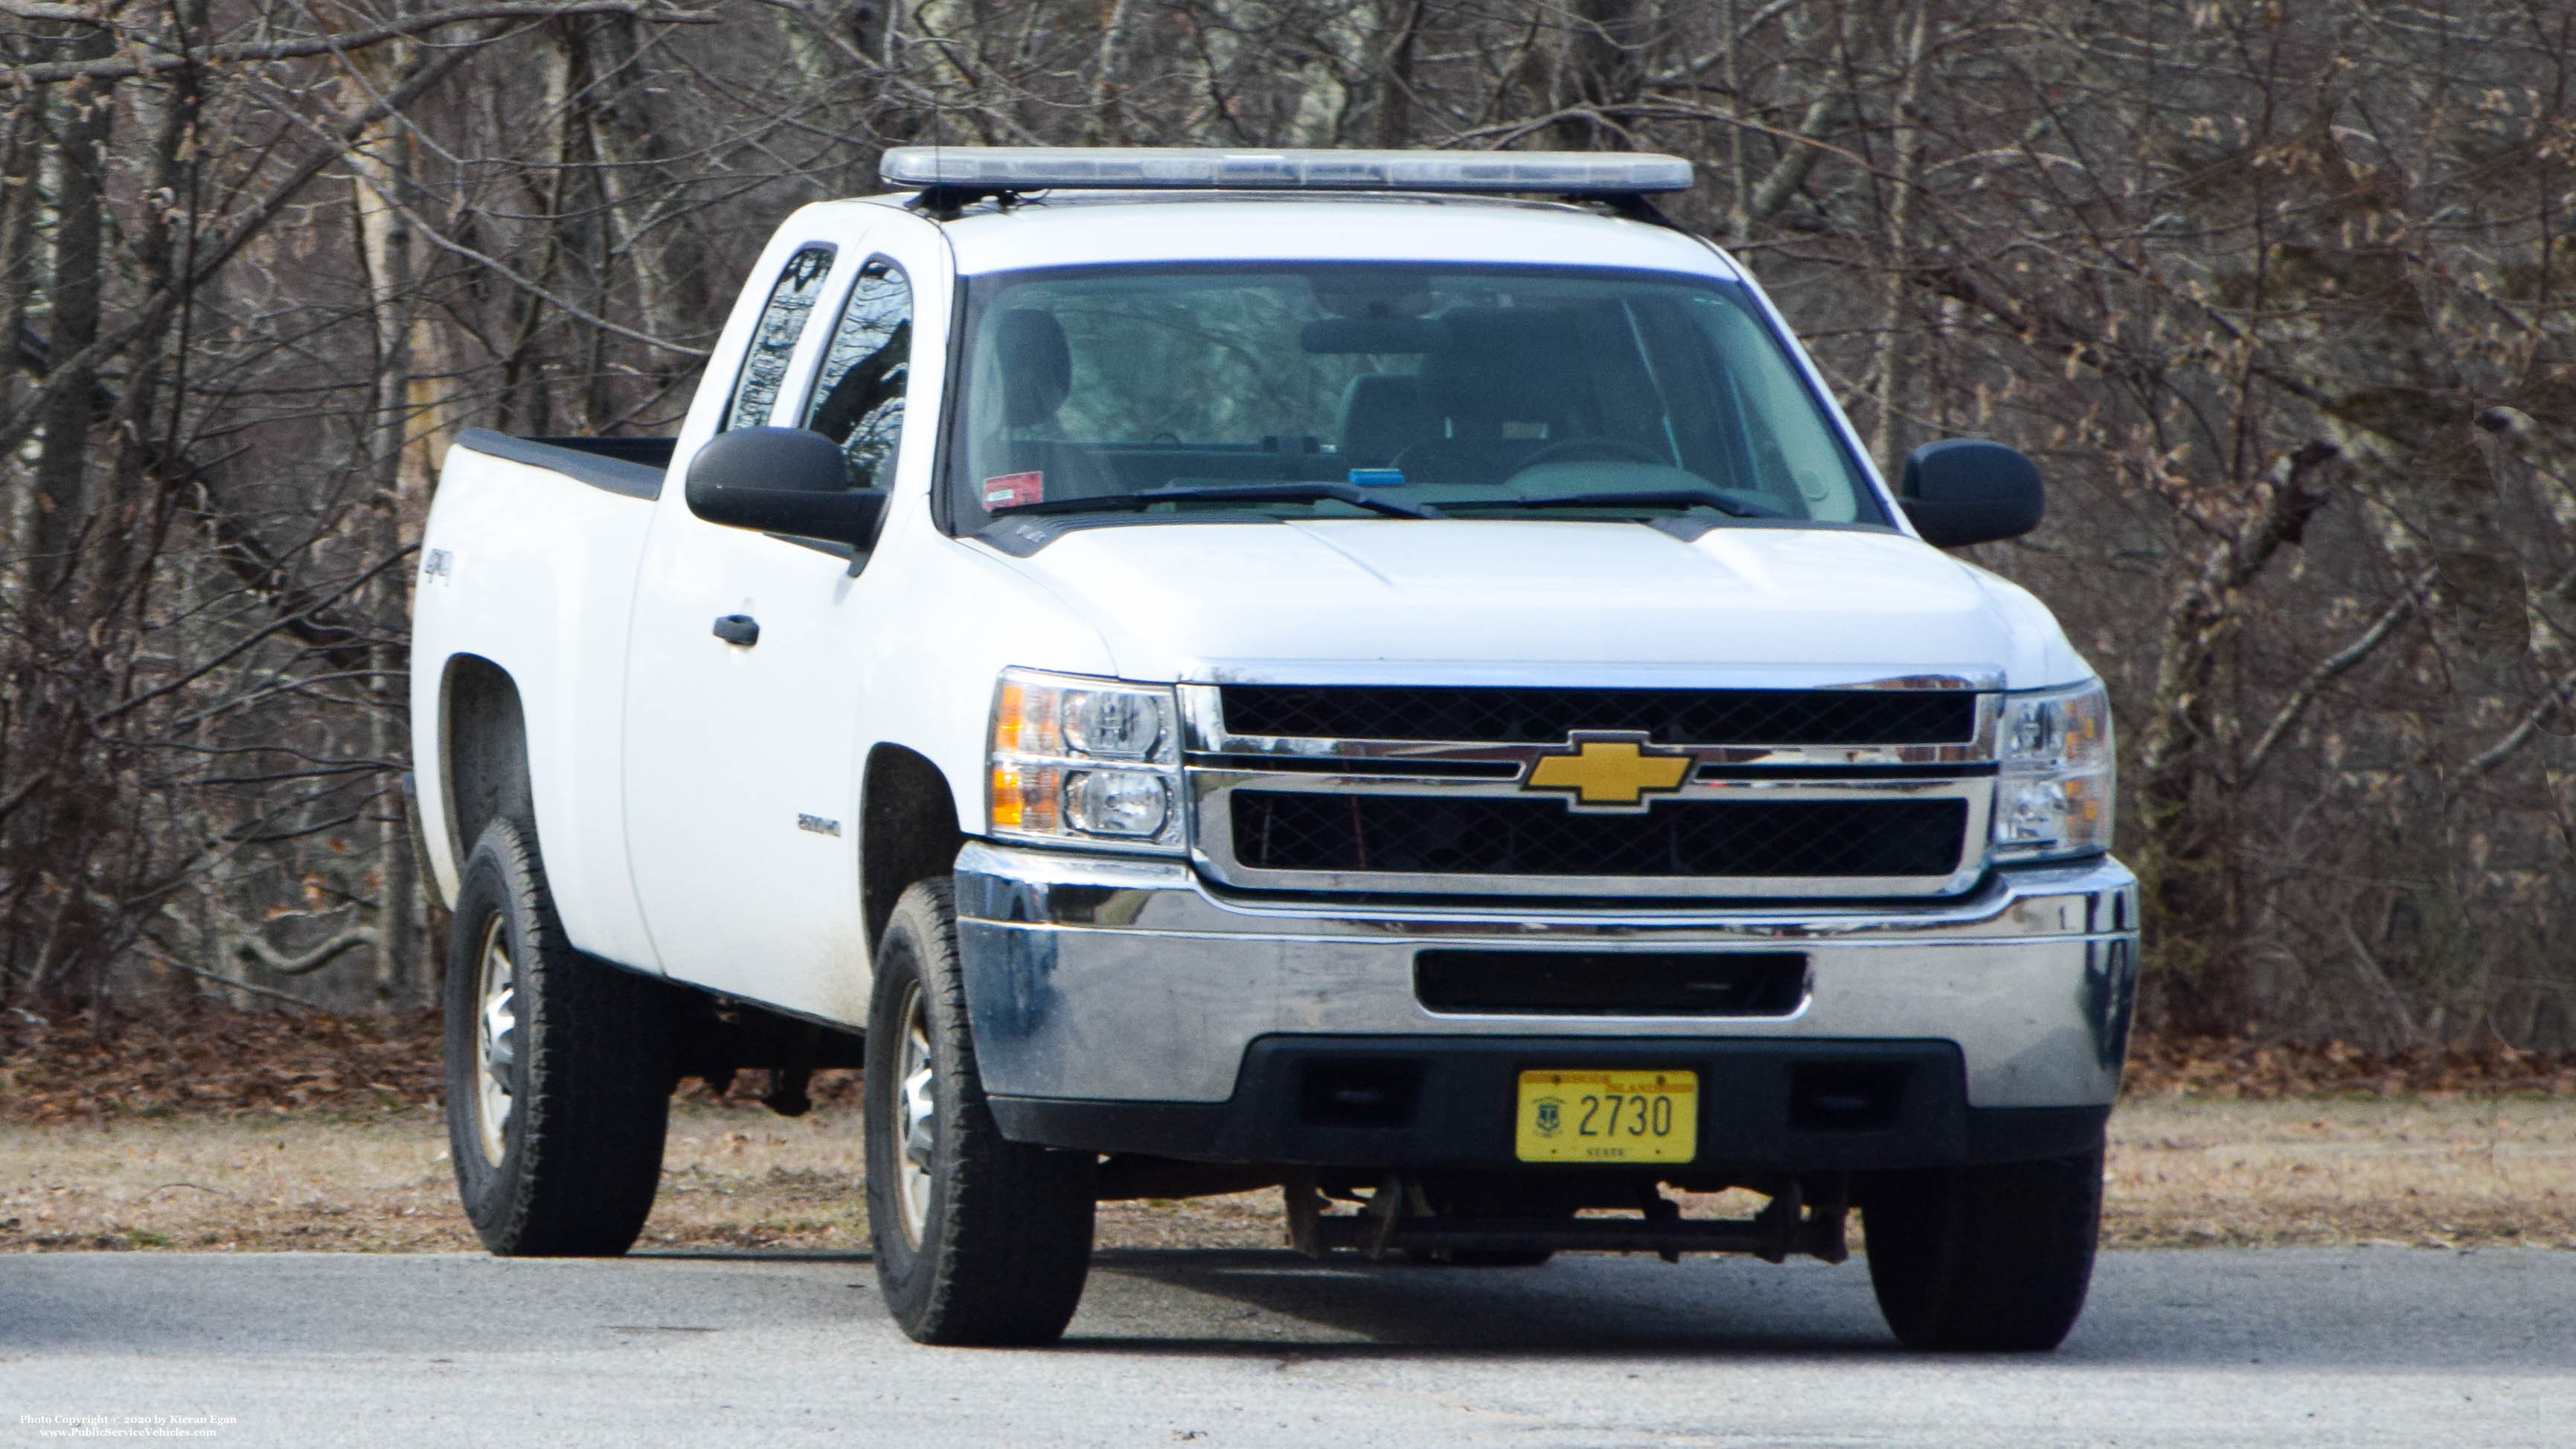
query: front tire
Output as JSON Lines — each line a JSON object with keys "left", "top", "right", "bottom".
{"left": 865, "top": 880, "right": 1095, "bottom": 1346}
{"left": 443, "top": 819, "right": 674, "bottom": 1256}
{"left": 1860, "top": 1146, "right": 2104, "bottom": 1352}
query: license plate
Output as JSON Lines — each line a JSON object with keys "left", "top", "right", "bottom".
{"left": 1514, "top": 1069, "right": 1698, "bottom": 1164}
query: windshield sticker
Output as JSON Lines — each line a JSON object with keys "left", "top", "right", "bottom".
{"left": 984, "top": 471, "right": 1043, "bottom": 508}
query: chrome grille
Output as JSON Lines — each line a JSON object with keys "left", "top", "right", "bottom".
{"left": 1179, "top": 677, "right": 1999, "bottom": 899}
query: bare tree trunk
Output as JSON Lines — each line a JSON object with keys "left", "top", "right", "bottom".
{"left": 583, "top": 12, "right": 714, "bottom": 374}
{"left": 1717, "top": 0, "right": 1748, "bottom": 240}
{"left": 1079, "top": 0, "right": 1134, "bottom": 145}
{"left": 2133, "top": 441, "right": 2342, "bottom": 1035}
{"left": 1549, "top": 0, "right": 1649, "bottom": 150}
{"left": 1369, "top": 0, "right": 1423, "bottom": 148}
{"left": 0, "top": 80, "right": 40, "bottom": 418}
{"left": 353, "top": 97, "right": 420, "bottom": 1006}
{"left": 0, "top": 78, "right": 45, "bottom": 576}
{"left": 1867, "top": 0, "right": 1929, "bottom": 467}
{"left": 28, "top": 29, "right": 114, "bottom": 585}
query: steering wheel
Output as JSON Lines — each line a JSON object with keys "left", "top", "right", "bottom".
{"left": 1508, "top": 437, "right": 1665, "bottom": 470}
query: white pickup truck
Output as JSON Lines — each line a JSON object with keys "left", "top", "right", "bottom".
{"left": 411, "top": 147, "right": 2138, "bottom": 1352}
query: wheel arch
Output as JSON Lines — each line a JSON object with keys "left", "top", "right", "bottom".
{"left": 441, "top": 653, "right": 536, "bottom": 881}
{"left": 861, "top": 743, "right": 965, "bottom": 959}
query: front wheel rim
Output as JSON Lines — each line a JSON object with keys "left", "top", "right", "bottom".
{"left": 892, "top": 981, "right": 937, "bottom": 1250}
{"left": 472, "top": 913, "right": 518, "bottom": 1166}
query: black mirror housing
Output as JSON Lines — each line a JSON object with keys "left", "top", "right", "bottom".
{"left": 685, "top": 426, "right": 886, "bottom": 548}
{"left": 1898, "top": 438, "right": 2044, "bottom": 548}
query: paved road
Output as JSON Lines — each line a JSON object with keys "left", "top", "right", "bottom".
{"left": 4, "top": 1247, "right": 2570, "bottom": 1447}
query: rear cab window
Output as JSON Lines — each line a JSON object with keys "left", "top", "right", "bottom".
{"left": 723, "top": 244, "right": 837, "bottom": 430}
{"left": 802, "top": 260, "right": 912, "bottom": 490}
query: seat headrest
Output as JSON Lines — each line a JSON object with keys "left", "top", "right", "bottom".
{"left": 995, "top": 309, "right": 1072, "bottom": 428}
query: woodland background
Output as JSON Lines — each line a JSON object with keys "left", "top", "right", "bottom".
{"left": 4, "top": 0, "right": 2576, "bottom": 1051}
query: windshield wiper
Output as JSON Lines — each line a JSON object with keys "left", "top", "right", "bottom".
{"left": 1438, "top": 487, "right": 1788, "bottom": 519}
{"left": 989, "top": 481, "right": 1441, "bottom": 519}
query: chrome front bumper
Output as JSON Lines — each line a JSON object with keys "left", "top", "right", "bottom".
{"left": 952, "top": 842, "right": 2139, "bottom": 1110}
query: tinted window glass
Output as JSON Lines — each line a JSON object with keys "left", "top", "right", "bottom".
{"left": 803, "top": 260, "right": 911, "bottom": 489}
{"left": 723, "top": 245, "right": 836, "bottom": 430}
{"left": 944, "top": 265, "right": 1883, "bottom": 528}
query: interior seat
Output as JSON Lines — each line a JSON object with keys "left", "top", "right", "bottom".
{"left": 1336, "top": 374, "right": 1432, "bottom": 468}
{"left": 1396, "top": 304, "right": 1673, "bottom": 487}
{"left": 1402, "top": 307, "right": 1589, "bottom": 484}
{"left": 988, "top": 309, "right": 1118, "bottom": 502}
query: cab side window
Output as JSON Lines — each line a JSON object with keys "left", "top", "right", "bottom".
{"left": 723, "top": 244, "right": 836, "bottom": 431}
{"left": 802, "top": 260, "right": 911, "bottom": 489}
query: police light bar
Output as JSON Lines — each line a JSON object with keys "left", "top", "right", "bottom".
{"left": 878, "top": 147, "right": 1693, "bottom": 196}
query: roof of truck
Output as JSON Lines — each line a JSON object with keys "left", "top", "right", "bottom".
{"left": 866, "top": 192, "right": 1745, "bottom": 281}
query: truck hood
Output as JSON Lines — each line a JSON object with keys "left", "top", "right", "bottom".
{"left": 989, "top": 518, "right": 2088, "bottom": 690}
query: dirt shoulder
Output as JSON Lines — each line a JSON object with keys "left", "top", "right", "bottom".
{"left": 5, "top": 1003, "right": 2571, "bottom": 1253}
{"left": 10, "top": 1004, "right": 2576, "bottom": 1127}
{"left": 3, "top": 1095, "right": 2569, "bottom": 1255}
{"left": 2101, "top": 1095, "right": 2575, "bottom": 1249}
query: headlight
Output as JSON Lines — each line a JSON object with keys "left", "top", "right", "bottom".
{"left": 1993, "top": 679, "right": 2114, "bottom": 861}
{"left": 988, "top": 669, "right": 1184, "bottom": 851}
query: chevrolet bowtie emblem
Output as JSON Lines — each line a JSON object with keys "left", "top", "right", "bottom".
{"left": 1524, "top": 732, "right": 1693, "bottom": 809}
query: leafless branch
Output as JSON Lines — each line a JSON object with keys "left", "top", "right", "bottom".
{"left": 10, "top": 2, "right": 718, "bottom": 86}
{"left": 2241, "top": 572, "right": 2431, "bottom": 779}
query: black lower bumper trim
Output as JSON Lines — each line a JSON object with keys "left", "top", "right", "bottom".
{"left": 990, "top": 1034, "right": 2108, "bottom": 1173}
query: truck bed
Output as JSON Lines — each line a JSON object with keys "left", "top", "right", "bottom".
{"left": 449, "top": 429, "right": 671, "bottom": 500}
{"left": 412, "top": 429, "right": 677, "bottom": 973}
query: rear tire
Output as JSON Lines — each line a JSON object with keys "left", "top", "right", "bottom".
{"left": 865, "top": 879, "right": 1096, "bottom": 1346}
{"left": 1860, "top": 1145, "right": 2104, "bottom": 1352}
{"left": 443, "top": 819, "right": 674, "bottom": 1256}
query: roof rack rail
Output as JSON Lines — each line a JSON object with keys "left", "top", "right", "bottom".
{"left": 881, "top": 147, "right": 1692, "bottom": 212}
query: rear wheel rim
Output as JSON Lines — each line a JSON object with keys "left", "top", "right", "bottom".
{"left": 472, "top": 913, "right": 518, "bottom": 1166}
{"left": 893, "top": 981, "right": 937, "bottom": 1250}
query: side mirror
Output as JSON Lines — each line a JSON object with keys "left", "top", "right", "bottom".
{"left": 685, "top": 426, "right": 886, "bottom": 548}
{"left": 1898, "top": 438, "right": 2043, "bottom": 548}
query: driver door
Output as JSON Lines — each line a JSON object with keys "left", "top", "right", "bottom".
{"left": 621, "top": 238, "right": 917, "bottom": 1023}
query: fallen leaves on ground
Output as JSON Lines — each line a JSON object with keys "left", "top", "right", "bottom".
{"left": 6, "top": 998, "right": 2575, "bottom": 1254}
{"left": 9, "top": 1001, "right": 2574, "bottom": 1127}
{"left": 1, "top": 1001, "right": 444, "bottom": 1123}
{"left": 0, "top": 999, "right": 864, "bottom": 1125}
{"left": 4, "top": 1096, "right": 2569, "bottom": 1254}
{"left": 2123, "top": 1034, "right": 2576, "bottom": 1099}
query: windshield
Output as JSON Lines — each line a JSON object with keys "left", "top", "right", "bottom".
{"left": 944, "top": 264, "right": 1885, "bottom": 531}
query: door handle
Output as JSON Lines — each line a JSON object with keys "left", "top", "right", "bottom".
{"left": 711, "top": 614, "right": 760, "bottom": 647}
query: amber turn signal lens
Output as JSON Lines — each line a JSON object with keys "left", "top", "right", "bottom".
{"left": 988, "top": 762, "right": 1059, "bottom": 833}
